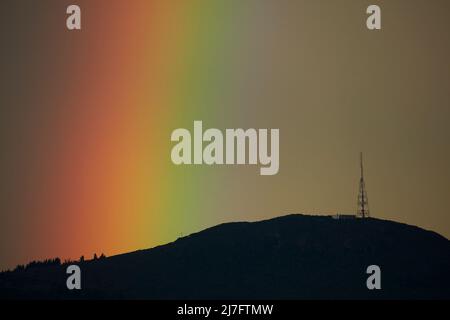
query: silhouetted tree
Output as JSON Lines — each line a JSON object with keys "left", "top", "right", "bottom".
{"left": 79, "top": 255, "right": 85, "bottom": 262}
{"left": 14, "top": 265, "right": 25, "bottom": 272}
{"left": 21, "top": 257, "right": 61, "bottom": 271}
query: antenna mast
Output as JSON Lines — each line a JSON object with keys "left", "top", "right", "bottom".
{"left": 357, "top": 152, "right": 369, "bottom": 218}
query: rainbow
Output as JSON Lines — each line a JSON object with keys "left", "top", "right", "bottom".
{"left": 5, "top": 1, "right": 254, "bottom": 268}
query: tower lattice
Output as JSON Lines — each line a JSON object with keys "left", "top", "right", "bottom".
{"left": 357, "top": 152, "right": 369, "bottom": 218}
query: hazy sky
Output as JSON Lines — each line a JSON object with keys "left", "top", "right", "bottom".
{"left": 1, "top": 0, "right": 449, "bottom": 270}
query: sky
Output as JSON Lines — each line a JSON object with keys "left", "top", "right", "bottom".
{"left": 1, "top": 0, "right": 449, "bottom": 270}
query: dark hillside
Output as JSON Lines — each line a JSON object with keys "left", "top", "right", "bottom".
{"left": 1, "top": 214, "right": 449, "bottom": 299}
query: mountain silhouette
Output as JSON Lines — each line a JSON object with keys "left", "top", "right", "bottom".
{"left": 1, "top": 214, "right": 450, "bottom": 299}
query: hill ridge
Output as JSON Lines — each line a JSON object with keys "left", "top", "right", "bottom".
{"left": 1, "top": 214, "right": 449, "bottom": 299}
